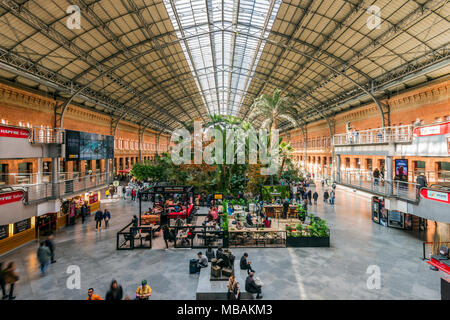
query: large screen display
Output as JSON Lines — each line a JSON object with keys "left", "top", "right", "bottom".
{"left": 65, "top": 130, "right": 114, "bottom": 161}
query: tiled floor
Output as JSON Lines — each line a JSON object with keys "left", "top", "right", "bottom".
{"left": 0, "top": 184, "right": 447, "bottom": 300}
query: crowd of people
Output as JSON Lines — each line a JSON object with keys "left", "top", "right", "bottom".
{"left": 86, "top": 279, "right": 152, "bottom": 300}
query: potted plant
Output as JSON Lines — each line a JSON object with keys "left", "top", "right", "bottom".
{"left": 286, "top": 214, "right": 330, "bottom": 247}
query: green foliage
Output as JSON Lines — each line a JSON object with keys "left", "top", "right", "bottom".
{"left": 261, "top": 185, "right": 289, "bottom": 201}
{"left": 221, "top": 200, "right": 229, "bottom": 238}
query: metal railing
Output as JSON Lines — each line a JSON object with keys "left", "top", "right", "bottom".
{"left": 336, "top": 171, "right": 420, "bottom": 202}
{"left": 333, "top": 125, "right": 413, "bottom": 146}
{"left": 23, "top": 172, "right": 113, "bottom": 203}
{"left": 29, "top": 127, "right": 65, "bottom": 144}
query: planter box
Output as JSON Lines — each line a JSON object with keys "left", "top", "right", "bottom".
{"left": 286, "top": 235, "right": 330, "bottom": 247}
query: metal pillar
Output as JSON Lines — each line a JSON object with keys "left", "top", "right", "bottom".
{"left": 386, "top": 156, "right": 393, "bottom": 195}
{"left": 336, "top": 155, "right": 341, "bottom": 182}
{"left": 51, "top": 157, "right": 59, "bottom": 198}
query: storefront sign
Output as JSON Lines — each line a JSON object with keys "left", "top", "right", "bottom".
{"left": 0, "top": 125, "right": 30, "bottom": 139}
{"left": 413, "top": 121, "right": 450, "bottom": 137}
{"left": 0, "top": 190, "right": 24, "bottom": 206}
{"left": 0, "top": 224, "right": 9, "bottom": 240}
{"left": 89, "top": 193, "right": 98, "bottom": 204}
{"left": 14, "top": 218, "right": 31, "bottom": 234}
{"left": 420, "top": 189, "right": 450, "bottom": 204}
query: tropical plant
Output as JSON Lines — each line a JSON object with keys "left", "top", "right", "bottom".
{"left": 248, "top": 88, "right": 300, "bottom": 130}
{"left": 278, "top": 140, "right": 293, "bottom": 178}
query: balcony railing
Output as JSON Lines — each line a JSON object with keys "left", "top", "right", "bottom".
{"left": 23, "top": 172, "right": 113, "bottom": 203}
{"left": 333, "top": 125, "right": 413, "bottom": 146}
{"left": 30, "top": 127, "right": 65, "bottom": 144}
{"left": 336, "top": 171, "right": 420, "bottom": 202}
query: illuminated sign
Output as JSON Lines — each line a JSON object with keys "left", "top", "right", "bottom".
{"left": 0, "top": 125, "right": 30, "bottom": 139}
{"left": 420, "top": 188, "right": 450, "bottom": 204}
{"left": 0, "top": 190, "right": 24, "bottom": 206}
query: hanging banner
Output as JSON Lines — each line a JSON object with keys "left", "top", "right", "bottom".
{"left": 0, "top": 125, "right": 30, "bottom": 139}
{"left": 0, "top": 190, "right": 24, "bottom": 206}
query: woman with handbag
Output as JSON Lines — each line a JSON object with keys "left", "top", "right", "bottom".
{"left": 4, "top": 262, "right": 19, "bottom": 300}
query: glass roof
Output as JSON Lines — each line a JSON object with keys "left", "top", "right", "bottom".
{"left": 164, "top": 0, "right": 281, "bottom": 116}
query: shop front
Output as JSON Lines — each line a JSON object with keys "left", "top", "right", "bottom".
{"left": 58, "top": 191, "right": 100, "bottom": 229}
{"left": 0, "top": 217, "right": 36, "bottom": 255}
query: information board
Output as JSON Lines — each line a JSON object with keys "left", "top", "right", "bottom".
{"left": 14, "top": 218, "right": 31, "bottom": 234}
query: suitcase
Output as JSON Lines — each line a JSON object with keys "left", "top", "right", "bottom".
{"left": 211, "top": 265, "right": 221, "bottom": 278}
{"left": 222, "top": 267, "right": 233, "bottom": 277}
{"left": 189, "top": 259, "right": 198, "bottom": 274}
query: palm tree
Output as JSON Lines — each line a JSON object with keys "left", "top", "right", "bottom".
{"left": 278, "top": 140, "right": 293, "bottom": 179}
{"left": 248, "top": 88, "right": 299, "bottom": 130}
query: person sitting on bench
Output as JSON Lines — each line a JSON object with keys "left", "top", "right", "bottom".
{"left": 196, "top": 252, "right": 208, "bottom": 272}
{"left": 245, "top": 271, "right": 262, "bottom": 299}
{"left": 240, "top": 252, "right": 255, "bottom": 274}
{"left": 205, "top": 246, "right": 215, "bottom": 261}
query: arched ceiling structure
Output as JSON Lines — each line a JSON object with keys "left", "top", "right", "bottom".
{"left": 0, "top": 0, "right": 448, "bottom": 133}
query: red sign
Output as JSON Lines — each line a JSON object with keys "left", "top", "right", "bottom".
{"left": 0, "top": 125, "right": 30, "bottom": 139}
{"left": 89, "top": 193, "right": 98, "bottom": 204}
{"left": 420, "top": 188, "right": 450, "bottom": 204}
{"left": 413, "top": 121, "right": 450, "bottom": 137}
{"left": 0, "top": 191, "right": 24, "bottom": 205}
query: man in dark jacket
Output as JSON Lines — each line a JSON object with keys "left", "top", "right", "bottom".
{"left": 95, "top": 209, "right": 103, "bottom": 230}
{"left": 307, "top": 190, "right": 312, "bottom": 205}
{"left": 81, "top": 203, "right": 88, "bottom": 224}
{"left": 312, "top": 192, "right": 319, "bottom": 204}
{"left": 323, "top": 190, "right": 329, "bottom": 203}
{"left": 105, "top": 280, "right": 123, "bottom": 300}
{"left": 245, "top": 271, "right": 262, "bottom": 299}
{"left": 44, "top": 233, "right": 56, "bottom": 263}
{"left": 240, "top": 253, "right": 255, "bottom": 274}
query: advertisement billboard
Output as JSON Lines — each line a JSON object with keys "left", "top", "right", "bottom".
{"left": 395, "top": 159, "right": 408, "bottom": 181}
{"left": 65, "top": 130, "right": 114, "bottom": 161}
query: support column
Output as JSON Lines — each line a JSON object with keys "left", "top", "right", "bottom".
{"left": 386, "top": 155, "right": 393, "bottom": 195}
{"left": 37, "top": 158, "right": 43, "bottom": 184}
{"left": 336, "top": 155, "right": 341, "bottom": 182}
{"left": 51, "top": 157, "right": 59, "bottom": 198}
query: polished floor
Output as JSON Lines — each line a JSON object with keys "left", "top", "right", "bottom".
{"left": 0, "top": 184, "right": 447, "bottom": 300}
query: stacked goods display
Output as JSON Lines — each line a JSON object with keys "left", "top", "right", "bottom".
{"left": 286, "top": 213, "right": 330, "bottom": 247}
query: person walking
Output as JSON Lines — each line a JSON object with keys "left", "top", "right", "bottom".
{"left": 323, "top": 190, "right": 329, "bottom": 203}
{"left": 307, "top": 189, "right": 312, "bottom": 205}
{"left": 37, "top": 242, "right": 51, "bottom": 275}
{"left": 44, "top": 233, "right": 56, "bottom": 264}
{"left": 131, "top": 189, "right": 137, "bottom": 201}
{"left": 122, "top": 185, "right": 126, "bottom": 200}
{"left": 95, "top": 209, "right": 103, "bottom": 230}
{"left": 103, "top": 209, "right": 111, "bottom": 229}
{"left": 313, "top": 191, "right": 319, "bottom": 204}
{"left": 3, "top": 262, "right": 18, "bottom": 300}
{"left": 105, "top": 279, "right": 123, "bottom": 300}
{"left": 81, "top": 202, "right": 88, "bottom": 224}
{"left": 162, "top": 225, "right": 171, "bottom": 250}
{"left": 330, "top": 190, "right": 335, "bottom": 205}
{"left": 0, "top": 262, "right": 7, "bottom": 300}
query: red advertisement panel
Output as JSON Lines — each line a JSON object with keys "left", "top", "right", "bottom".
{"left": 0, "top": 191, "right": 24, "bottom": 206}
{"left": 420, "top": 188, "right": 450, "bottom": 204}
{"left": 89, "top": 193, "right": 99, "bottom": 204}
{"left": 413, "top": 121, "right": 450, "bottom": 137}
{"left": 0, "top": 125, "right": 30, "bottom": 139}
